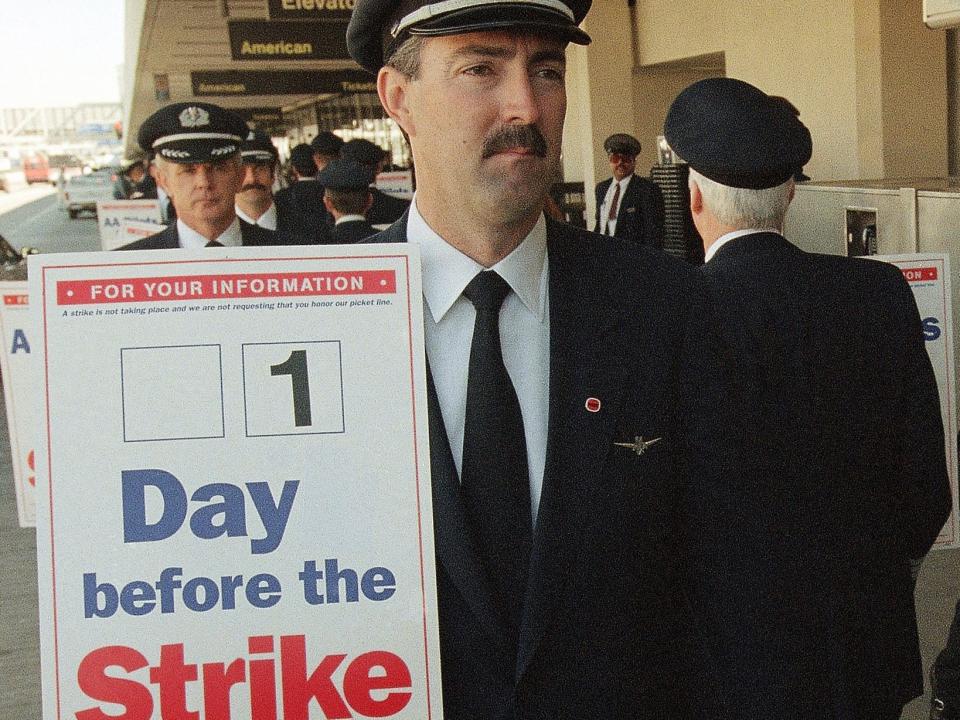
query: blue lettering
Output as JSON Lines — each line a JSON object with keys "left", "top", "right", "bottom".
{"left": 247, "top": 481, "right": 298, "bottom": 554}
{"left": 83, "top": 572, "right": 118, "bottom": 618}
{"left": 361, "top": 567, "right": 396, "bottom": 601}
{"left": 923, "top": 316, "right": 941, "bottom": 341}
{"left": 10, "top": 329, "right": 29, "bottom": 354}
{"left": 190, "top": 483, "right": 247, "bottom": 540}
{"left": 122, "top": 469, "right": 187, "bottom": 544}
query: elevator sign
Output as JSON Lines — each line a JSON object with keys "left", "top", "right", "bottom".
{"left": 30, "top": 245, "right": 442, "bottom": 719}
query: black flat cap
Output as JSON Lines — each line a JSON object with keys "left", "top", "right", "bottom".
{"left": 241, "top": 129, "right": 279, "bottom": 164}
{"left": 347, "top": 0, "right": 592, "bottom": 74}
{"left": 341, "top": 138, "right": 389, "bottom": 167}
{"left": 138, "top": 102, "right": 248, "bottom": 164}
{"left": 604, "top": 133, "right": 642, "bottom": 156}
{"left": 317, "top": 159, "right": 377, "bottom": 192}
{"left": 311, "top": 131, "right": 345, "bottom": 156}
{"left": 664, "top": 78, "right": 812, "bottom": 190}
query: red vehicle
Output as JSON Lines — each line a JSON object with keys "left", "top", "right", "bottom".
{"left": 23, "top": 154, "right": 50, "bottom": 184}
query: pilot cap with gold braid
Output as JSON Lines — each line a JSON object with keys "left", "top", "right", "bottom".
{"left": 137, "top": 102, "right": 248, "bottom": 164}
{"left": 347, "top": 0, "right": 592, "bottom": 75}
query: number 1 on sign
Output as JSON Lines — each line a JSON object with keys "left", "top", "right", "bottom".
{"left": 270, "top": 350, "right": 312, "bottom": 427}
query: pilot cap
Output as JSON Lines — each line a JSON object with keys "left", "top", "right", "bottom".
{"left": 241, "top": 129, "right": 278, "bottom": 164}
{"left": 664, "top": 78, "right": 812, "bottom": 190}
{"left": 138, "top": 102, "right": 248, "bottom": 164}
{"left": 347, "top": 0, "right": 593, "bottom": 74}
{"left": 604, "top": 133, "right": 642, "bottom": 157}
{"left": 317, "top": 159, "right": 376, "bottom": 192}
{"left": 341, "top": 138, "right": 389, "bottom": 168}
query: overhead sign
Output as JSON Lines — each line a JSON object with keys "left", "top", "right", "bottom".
{"left": 267, "top": 0, "right": 354, "bottom": 20}
{"left": 234, "top": 107, "right": 284, "bottom": 124}
{"left": 192, "top": 70, "right": 376, "bottom": 96}
{"left": 228, "top": 20, "right": 349, "bottom": 61}
{"left": 874, "top": 253, "right": 959, "bottom": 549}
{"left": 31, "top": 245, "right": 441, "bottom": 719}
{"left": 0, "top": 283, "right": 36, "bottom": 528}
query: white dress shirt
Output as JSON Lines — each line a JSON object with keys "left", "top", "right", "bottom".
{"left": 406, "top": 197, "right": 550, "bottom": 524}
{"left": 235, "top": 202, "right": 277, "bottom": 231}
{"left": 599, "top": 175, "right": 632, "bottom": 235}
{"left": 704, "top": 227, "right": 784, "bottom": 263}
{"left": 335, "top": 214, "right": 367, "bottom": 225}
{"left": 176, "top": 217, "right": 243, "bottom": 249}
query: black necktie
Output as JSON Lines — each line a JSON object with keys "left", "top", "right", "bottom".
{"left": 460, "top": 271, "right": 532, "bottom": 639}
{"left": 206, "top": 240, "right": 223, "bottom": 247}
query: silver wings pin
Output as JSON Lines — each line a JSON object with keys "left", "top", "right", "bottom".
{"left": 613, "top": 436, "right": 663, "bottom": 456}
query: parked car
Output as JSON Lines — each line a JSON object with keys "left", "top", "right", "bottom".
{"left": 64, "top": 173, "right": 113, "bottom": 219}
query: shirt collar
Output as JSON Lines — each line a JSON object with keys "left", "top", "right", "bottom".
{"left": 336, "top": 214, "right": 367, "bottom": 225}
{"left": 406, "top": 194, "right": 548, "bottom": 324}
{"left": 704, "top": 227, "right": 783, "bottom": 263}
{"left": 177, "top": 217, "right": 242, "bottom": 249}
{"left": 235, "top": 202, "right": 277, "bottom": 230}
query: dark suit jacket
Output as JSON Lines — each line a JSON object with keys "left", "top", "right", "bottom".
{"left": 367, "top": 188, "right": 409, "bottom": 226}
{"left": 116, "top": 218, "right": 292, "bottom": 250}
{"left": 593, "top": 175, "right": 665, "bottom": 249}
{"left": 273, "top": 180, "right": 333, "bottom": 243}
{"left": 688, "top": 232, "right": 952, "bottom": 719}
{"left": 331, "top": 218, "right": 377, "bottom": 244}
{"left": 374, "top": 214, "right": 719, "bottom": 719}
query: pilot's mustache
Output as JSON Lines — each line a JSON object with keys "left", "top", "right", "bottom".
{"left": 482, "top": 125, "right": 547, "bottom": 159}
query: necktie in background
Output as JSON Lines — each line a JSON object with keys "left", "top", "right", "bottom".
{"left": 606, "top": 182, "right": 621, "bottom": 235}
{"left": 460, "top": 270, "right": 532, "bottom": 641}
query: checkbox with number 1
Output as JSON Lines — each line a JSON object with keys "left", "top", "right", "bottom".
{"left": 241, "top": 341, "right": 345, "bottom": 437}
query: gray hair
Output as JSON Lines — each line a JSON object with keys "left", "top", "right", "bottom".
{"left": 688, "top": 168, "right": 793, "bottom": 230}
{"left": 385, "top": 35, "right": 425, "bottom": 79}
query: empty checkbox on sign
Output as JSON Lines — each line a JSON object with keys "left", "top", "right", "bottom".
{"left": 121, "top": 345, "right": 225, "bottom": 442}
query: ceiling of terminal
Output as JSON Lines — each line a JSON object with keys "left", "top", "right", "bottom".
{"left": 125, "top": 0, "right": 369, "bottom": 153}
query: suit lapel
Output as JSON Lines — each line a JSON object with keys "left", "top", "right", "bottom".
{"left": 516, "top": 221, "right": 633, "bottom": 678}
{"left": 377, "top": 215, "right": 514, "bottom": 652}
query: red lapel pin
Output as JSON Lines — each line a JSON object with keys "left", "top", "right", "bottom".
{"left": 585, "top": 397, "right": 601, "bottom": 413}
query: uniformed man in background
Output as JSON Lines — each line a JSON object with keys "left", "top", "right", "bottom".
{"left": 273, "top": 142, "right": 333, "bottom": 243}
{"left": 316, "top": 158, "right": 378, "bottom": 243}
{"left": 340, "top": 138, "right": 409, "bottom": 226}
{"left": 118, "top": 102, "right": 287, "bottom": 250}
{"left": 593, "top": 133, "right": 665, "bottom": 249}
{"left": 668, "top": 77, "right": 951, "bottom": 720}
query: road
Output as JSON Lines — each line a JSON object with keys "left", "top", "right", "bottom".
{"left": 0, "top": 186, "right": 101, "bottom": 255}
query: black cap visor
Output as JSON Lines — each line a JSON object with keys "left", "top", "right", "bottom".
{"left": 402, "top": 5, "right": 590, "bottom": 44}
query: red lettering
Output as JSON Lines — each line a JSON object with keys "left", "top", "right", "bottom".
{"left": 342, "top": 651, "right": 412, "bottom": 717}
{"left": 76, "top": 645, "right": 152, "bottom": 720}
{"left": 249, "top": 636, "right": 278, "bottom": 720}
{"left": 149, "top": 643, "right": 199, "bottom": 720}
{"left": 280, "top": 635, "right": 351, "bottom": 720}
{"left": 202, "top": 659, "right": 245, "bottom": 720}
{"left": 75, "top": 637, "right": 415, "bottom": 719}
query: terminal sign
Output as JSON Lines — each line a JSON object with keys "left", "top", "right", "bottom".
{"left": 267, "top": 0, "right": 354, "bottom": 20}
{"left": 228, "top": 21, "right": 349, "bottom": 62}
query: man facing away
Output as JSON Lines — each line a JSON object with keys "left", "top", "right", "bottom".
{"left": 316, "top": 158, "right": 378, "bottom": 243}
{"left": 273, "top": 142, "right": 334, "bottom": 244}
{"left": 666, "top": 77, "right": 952, "bottom": 720}
{"left": 593, "top": 133, "right": 665, "bottom": 249}
{"left": 347, "top": 1, "right": 724, "bottom": 717}
{"left": 118, "top": 102, "right": 286, "bottom": 250}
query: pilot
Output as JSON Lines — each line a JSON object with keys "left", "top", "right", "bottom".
{"left": 118, "top": 102, "right": 287, "bottom": 249}
{"left": 316, "top": 158, "right": 378, "bottom": 243}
